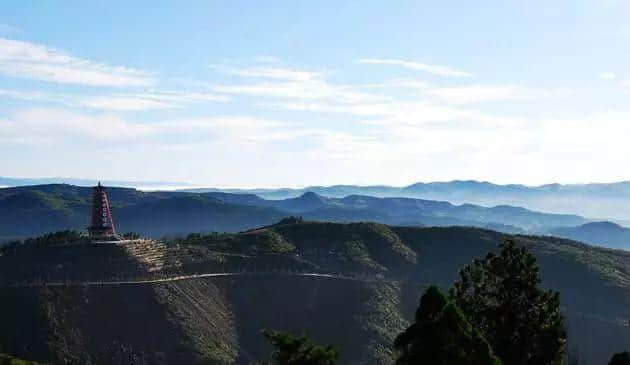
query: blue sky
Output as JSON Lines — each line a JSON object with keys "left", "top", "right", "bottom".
{"left": 1, "top": 1, "right": 630, "bottom": 187}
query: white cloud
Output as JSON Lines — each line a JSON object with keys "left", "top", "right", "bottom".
{"left": 599, "top": 71, "right": 616, "bottom": 80}
{"left": 8, "top": 57, "right": 619, "bottom": 187}
{"left": 426, "top": 85, "right": 568, "bottom": 104}
{"left": 209, "top": 64, "right": 322, "bottom": 82}
{"left": 358, "top": 78, "right": 429, "bottom": 90}
{"left": 0, "top": 109, "right": 153, "bottom": 145}
{"left": 0, "top": 88, "right": 229, "bottom": 111}
{"left": 0, "top": 108, "right": 300, "bottom": 145}
{"left": 0, "top": 88, "right": 68, "bottom": 103}
{"left": 0, "top": 38, "right": 154, "bottom": 87}
{"left": 78, "top": 95, "right": 174, "bottom": 111}
{"left": 357, "top": 58, "right": 473, "bottom": 77}
{"left": 209, "top": 63, "right": 391, "bottom": 104}
{"left": 212, "top": 80, "right": 386, "bottom": 104}
{"left": 77, "top": 91, "right": 229, "bottom": 111}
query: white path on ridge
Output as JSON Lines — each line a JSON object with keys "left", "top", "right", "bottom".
{"left": 11, "top": 272, "right": 349, "bottom": 287}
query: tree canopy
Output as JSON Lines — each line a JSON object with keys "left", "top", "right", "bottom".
{"left": 394, "top": 285, "right": 501, "bottom": 365}
{"left": 450, "top": 239, "right": 566, "bottom": 365}
{"left": 261, "top": 330, "right": 338, "bottom": 365}
{"left": 610, "top": 352, "right": 630, "bottom": 365}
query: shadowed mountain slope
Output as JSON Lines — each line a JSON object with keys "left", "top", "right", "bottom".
{"left": 1, "top": 222, "right": 629, "bottom": 364}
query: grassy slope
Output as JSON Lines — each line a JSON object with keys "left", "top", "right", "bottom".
{"left": 1, "top": 222, "right": 630, "bottom": 364}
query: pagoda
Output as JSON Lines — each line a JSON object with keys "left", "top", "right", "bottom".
{"left": 87, "top": 182, "right": 119, "bottom": 240}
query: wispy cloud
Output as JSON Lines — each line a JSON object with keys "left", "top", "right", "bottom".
{"left": 357, "top": 58, "right": 473, "bottom": 77}
{"left": 0, "top": 38, "right": 154, "bottom": 87}
{"left": 0, "top": 88, "right": 228, "bottom": 111}
{"left": 599, "top": 71, "right": 616, "bottom": 80}
{"left": 426, "top": 85, "right": 568, "bottom": 104}
{"left": 358, "top": 78, "right": 430, "bottom": 90}
{"left": 210, "top": 64, "right": 388, "bottom": 104}
{"left": 209, "top": 64, "right": 323, "bottom": 82}
{"left": 208, "top": 61, "right": 554, "bottom": 138}
{"left": 77, "top": 91, "right": 229, "bottom": 111}
{"left": 0, "top": 56, "right": 582, "bottom": 184}
{"left": 0, "top": 88, "right": 68, "bottom": 103}
{"left": 0, "top": 108, "right": 298, "bottom": 145}
{"left": 0, "top": 109, "right": 153, "bottom": 145}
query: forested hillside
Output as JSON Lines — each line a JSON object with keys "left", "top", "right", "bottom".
{"left": 1, "top": 222, "right": 628, "bottom": 364}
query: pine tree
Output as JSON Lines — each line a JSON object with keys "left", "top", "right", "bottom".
{"left": 609, "top": 351, "right": 630, "bottom": 365}
{"left": 450, "top": 239, "right": 566, "bottom": 365}
{"left": 260, "top": 330, "right": 338, "bottom": 365}
{"left": 394, "top": 286, "right": 501, "bottom": 365}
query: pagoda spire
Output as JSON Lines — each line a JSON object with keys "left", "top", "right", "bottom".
{"left": 87, "top": 182, "right": 117, "bottom": 240}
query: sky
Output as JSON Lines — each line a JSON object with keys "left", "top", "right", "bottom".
{"left": 1, "top": 1, "right": 630, "bottom": 188}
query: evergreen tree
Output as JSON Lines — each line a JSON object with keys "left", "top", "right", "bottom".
{"left": 450, "top": 239, "right": 566, "bottom": 365}
{"left": 260, "top": 330, "right": 338, "bottom": 365}
{"left": 394, "top": 286, "right": 501, "bottom": 365}
{"left": 609, "top": 352, "right": 630, "bottom": 365}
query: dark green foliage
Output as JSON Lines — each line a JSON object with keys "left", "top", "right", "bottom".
{"left": 276, "top": 216, "right": 304, "bottom": 225}
{"left": 1, "top": 230, "right": 84, "bottom": 254}
{"left": 394, "top": 286, "right": 501, "bottom": 365}
{"left": 261, "top": 330, "right": 339, "bottom": 365}
{"left": 122, "top": 232, "right": 141, "bottom": 239}
{"left": 450, "top": 239, "right": 567, "bottom": 365}
{"left": 273, "top": 222, "right": 417, "bottom": 270}
{"left": 25, "top": 230, "right": 83, "bottom": 246}
{"left": 610, "top": 352, "right": 630, "bottom": 365}
{"left": 0, "top": 353, "right": 38, "bottom": 365}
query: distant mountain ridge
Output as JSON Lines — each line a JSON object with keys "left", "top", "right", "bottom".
{"left": 0, "top": 184, "right": 587, "bottom": 240}
{"left": 551, "top": 221, "right": 630, "bottom": 250}
{"left": 0, "top": 176, "right": 191, "bottom": 189}
{"left": 6, "top": 177, "right": 630, "bottom": 220}
{"left": 183, "top": 179, "right": 630, "bottom": 221}
{"left": 208, "top": 191, "right": 586, "bottom": 231}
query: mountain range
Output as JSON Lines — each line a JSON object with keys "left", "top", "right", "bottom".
{"left": 0, "top": 176, "right": 190, "bottom": 190}
{"left": 0, "top": 184, "right": 587, "bottom": 240}
{"left": 6, "top": 177, "right": 630, "bottom": 221}
{"left": 183, "top": 180, "right": 630, "bottom": 222}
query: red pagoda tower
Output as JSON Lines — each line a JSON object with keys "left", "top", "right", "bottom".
{"left": 87, "top": 182, "right": 118, "bottom": 240}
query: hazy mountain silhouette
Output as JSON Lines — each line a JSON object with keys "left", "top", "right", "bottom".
{"left": 551, "top": 221, "right": 630, "bottom": 250}
{"left": 0, "top": 176, "right": 189, "bottom": 189}
{"left": 1, "top": 184, "right": 587, "bottom": 240}
{"left": 185, "top": 180, "right": 630, "bottom": 221}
